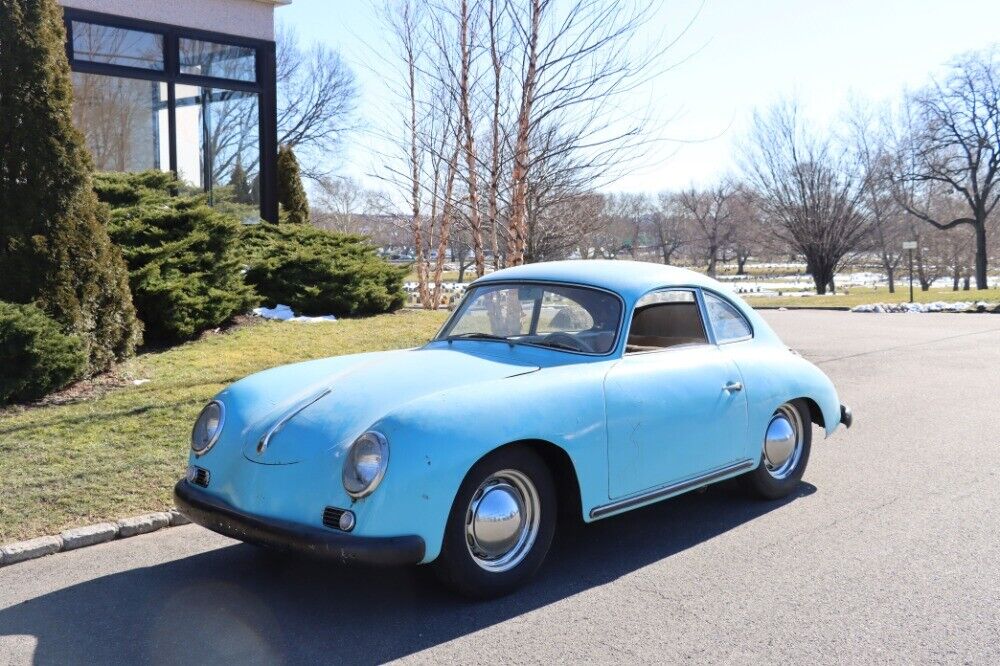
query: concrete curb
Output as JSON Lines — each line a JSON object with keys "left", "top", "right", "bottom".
{"left": 753, "top": 305, "right": 851, "bottom": 311}
{"left": 1, "top": 536, "right": 64, "bottom": 566}
{"left": 0, "top": 507, "right": 190, "bottom": 568}
{"left": 61, "top": 523, "right": 118, "bottom": 551}
{"left": 117, "top": 512, "right": 171, "bottom": 538}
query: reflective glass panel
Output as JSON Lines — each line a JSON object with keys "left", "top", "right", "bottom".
{"left": 71, "top": 72, "right": 170, "bottom": 172}
{"left": 72, "top": 21, "right": 163, "bottom": 70}
{"left": 179, "top": 38, "right": 256, "bottom": 82}
{"left": 174, "top": 85, "right": 261, "bottom": 222}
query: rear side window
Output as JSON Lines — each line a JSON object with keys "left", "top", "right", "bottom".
{"left": 704, "top": 292, "right": 752, "bottom": 342}
{"left": 626, "top": 290, "right": 708, "bottom": 353}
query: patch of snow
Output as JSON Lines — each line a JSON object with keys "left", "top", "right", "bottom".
{"left": 254, "top": 304, "right": 295, "bottom": 320}
{"left": 132, "top": 379, "right": 150, "bottom": 386}
{"left": 289, "top": 315, "right": 339, "bottom": 323}
{"left": 252, "top": 304, "right": 337, "bottom": 323}
{"left": 851, "top": 301, "right": 999, "bottom": 314}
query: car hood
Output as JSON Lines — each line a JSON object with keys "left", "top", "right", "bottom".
{"left": 237, "top": 347, "right": 539, "bottom": 464}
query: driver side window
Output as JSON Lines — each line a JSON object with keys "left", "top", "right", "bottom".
{"left": 626, "top": 290, "right": 709, "bottom": 353}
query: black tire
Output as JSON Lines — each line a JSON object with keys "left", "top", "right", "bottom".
{"left": 741, "top": 399, "right": 812, "bottom": 500}
{"left": 433, "top": 446, "right": 556, "bottom": 599}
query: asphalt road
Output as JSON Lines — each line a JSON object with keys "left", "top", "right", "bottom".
{"left": 2, "top": 311, "right": 999, "bottom": 665}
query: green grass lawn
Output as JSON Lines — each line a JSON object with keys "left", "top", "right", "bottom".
{"left": 744, "top": 286, "right": 1000, "bottom": 308}
{"left": 0, "top": 310, "right": 448, "bottom": 543}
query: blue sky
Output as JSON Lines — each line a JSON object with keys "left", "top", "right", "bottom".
{"left": 278, "top": 0, "right": 1000, "bottom": 194}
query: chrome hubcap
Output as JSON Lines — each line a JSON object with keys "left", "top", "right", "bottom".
{"left": 465, "top": 469, "right": 540, "bottom": 572}
{"left": 763, "top": 404, "right": 804, "bottom": 480}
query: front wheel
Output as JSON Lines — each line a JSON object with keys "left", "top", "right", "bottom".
{"left": 741, "top": 399, "right": 812, "bottom": 500}
{"left": 433, "top": 447, "right": 556, "bottom": 598}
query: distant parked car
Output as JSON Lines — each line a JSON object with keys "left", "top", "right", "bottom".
{"left": 176, "top": 260, "right": 852, "bottom": 597}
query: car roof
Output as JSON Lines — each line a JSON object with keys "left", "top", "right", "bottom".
{"left": 473, "top": 260, "right": 728, "bottom": 302}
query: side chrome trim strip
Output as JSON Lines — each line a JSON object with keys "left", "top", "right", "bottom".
{"left": 256, "top": 388, "right": 332, "bottom": 455}
{"left": 589, "top": 459, "right": 756, "bottom": 519}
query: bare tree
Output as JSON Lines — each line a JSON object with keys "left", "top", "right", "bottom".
{"left": 276, "top": 27, "right": 358, "bottom": 179}
{"left": 313, "top": 177, "right": 369, "bottom": 233}
{"left": 486, "top": 0, "right": 513, "bottom": 268}
{"left": 374, "top": 0, "right": 688, "bottom": 289}
{"left": 728, "top": 187, "right": 764, "bottom": 275}
{"left": 506, "top": 0, "right": 541, "bottom": 266}
{"left": 600, "top": 193, "right": 653, "bottom": 259}
{"left": 849, "top": 103, "right": 906, "bottom": 292}
{"left": 911, "top": 222, "right": 948, "bottom": 290}
{"left": 385, "top": 0, "right": 432, "bottom": 307}
{"left": 505, "top": 0, "right": 679, "bottom": 266}
{"left": 891, "top": 48, "right": 1000, "bottom": 290}
{"left": 677, "top": 183, "right": 736, "bottom": 277}
{"left": 430, "top": 129, "right": 463, "bottom": 306}
{"left": 456, "top": 0, "right": 486, "bottom": 276}
{"left": 742, "top": 101, "right": 872, "bottom": 294}
{"left": 652, "top": 192, "right": 690, "bottom": 265}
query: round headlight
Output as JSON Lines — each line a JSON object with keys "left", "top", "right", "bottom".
{"left": 191, "top": 401, "right": 225, "bottom": 455}
{"left": 342, "top": 431, "right": 389, "bottom": 498}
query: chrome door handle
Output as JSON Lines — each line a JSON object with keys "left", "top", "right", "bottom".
{"left": 723, "top": 381, "right": 743, "bottom": 392}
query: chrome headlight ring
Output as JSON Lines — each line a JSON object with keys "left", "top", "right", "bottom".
{"left": 191, "top": 400, "right": 225, "bottom": 456}
{"left": 342, "top": 431, "right": 389, "bottom": 499}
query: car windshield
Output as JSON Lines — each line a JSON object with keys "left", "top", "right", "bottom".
{"left": 437, "top": 282, "right": 622, "bottom": 354}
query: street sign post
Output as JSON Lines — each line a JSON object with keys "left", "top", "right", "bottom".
{"left": 902, "top": 240, "right": 918, "bottom": 303}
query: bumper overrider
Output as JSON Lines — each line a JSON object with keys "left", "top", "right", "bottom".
{"left": 174, "top": 480, "right": 425, "bottom": 566}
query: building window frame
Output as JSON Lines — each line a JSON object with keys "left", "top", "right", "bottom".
{"left": 63, "top": 8, "right": 278, "bottom": 222}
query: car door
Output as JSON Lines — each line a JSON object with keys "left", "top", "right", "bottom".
{"left": 604, "top": 289, "right": 749, "bottom": 499}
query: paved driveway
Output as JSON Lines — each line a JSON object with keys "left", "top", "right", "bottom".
{"left": 1, "top": 311, "right": 999, "bottom": 664}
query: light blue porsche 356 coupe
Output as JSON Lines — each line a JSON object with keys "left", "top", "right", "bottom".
{"left": 176, "top": 260, "right": 851, "bottom": 597}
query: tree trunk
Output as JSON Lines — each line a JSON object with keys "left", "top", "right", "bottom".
{"left": 404, "top": 21, "right": 429, "bottom": 309}
{"left": 974, "top": 220, "right": 988, "bottom": 289}
{"left": 916, "top": 248, "right": 931, "bottom": 291}
{"left": 506, "top": 0, "right": 540, "bottom": 266}
{"left": 487, "top": 0, "right": 502, "bottom": 271}
{"left": 810, "top": 259, "right": 834, "bottom": 295}
{"left": 886, "top": 264, "right": 895, "bottom": 293}
{"left": 430, "top": 140, "right": 461, "bottom": 309}
{"left": 459, "top": 0, "right": 485, "bottom": 277}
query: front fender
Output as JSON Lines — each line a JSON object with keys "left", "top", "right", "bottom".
{"left": 364, "top": 361, "right": 612, "bottom": 562}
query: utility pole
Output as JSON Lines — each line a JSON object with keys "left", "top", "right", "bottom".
{"left": 902, "top": 240, "right": 917, "bottom": 303}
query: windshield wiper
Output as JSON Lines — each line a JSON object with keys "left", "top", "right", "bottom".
{"left": 443, "top": 332, "right": 516, "bottom": 347}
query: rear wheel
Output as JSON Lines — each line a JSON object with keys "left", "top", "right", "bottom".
{"left": 433, "top": 447, "right": 556, "bottom": 598}
{"left": 742, "top": 399, "right": 812, "bottom": 499}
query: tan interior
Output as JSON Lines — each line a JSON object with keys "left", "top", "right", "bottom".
{"left": 626, "top": 302, "right": 707, "bottom": 352}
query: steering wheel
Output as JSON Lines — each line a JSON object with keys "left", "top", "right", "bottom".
{"left": 540, "top": 331, "right": 590, "bottom": 352}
